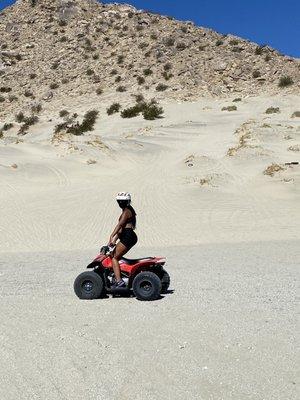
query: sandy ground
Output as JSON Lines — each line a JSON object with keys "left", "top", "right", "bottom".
{"left": 0, "top": 94, "right": 300, "bottom": 399}
{"left": 0, "top": 242, "right": 299, "bottom": 400}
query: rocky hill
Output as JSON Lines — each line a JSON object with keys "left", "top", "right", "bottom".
{"left": 0, "top": 0, "right": 299, "bottom": 119}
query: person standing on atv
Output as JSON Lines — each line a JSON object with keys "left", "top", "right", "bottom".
{"left": 109, "top": 192, "right": 137, "bottom": 288}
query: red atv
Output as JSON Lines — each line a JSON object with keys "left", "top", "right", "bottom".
{"left": 74, "top": 246, "right": 170, "bottom": 301}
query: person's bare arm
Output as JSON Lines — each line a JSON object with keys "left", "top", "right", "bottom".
{"left": 109, "top": 210, "right": 130, "bottom": 245}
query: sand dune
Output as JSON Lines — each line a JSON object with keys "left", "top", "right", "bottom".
{"left": 0, "top": 94, "right": 299, "bottom": 399}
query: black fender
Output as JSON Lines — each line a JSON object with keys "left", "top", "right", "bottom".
{"left": 87, "top": 261, "right": 102, "bottom": 269}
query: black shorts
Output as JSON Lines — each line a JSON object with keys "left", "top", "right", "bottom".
{"left": 119, "top": 228, "right": 138, "bottom": 250}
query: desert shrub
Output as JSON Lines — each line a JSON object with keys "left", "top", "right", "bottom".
{"left": 62, "top": 78, "right": 69, "bottom": 84}
{"left": 137, "top": 76, "right": 145, "bottom": 85}
{"left": 142, "top": 104, "right": 164, "bottom": 120}
{"left": 176, "top": 42, "right": 187, "bottom": 50}
{"left": 278, "top": 76, "right": 294, "bottom": 88}
{"left": 139, "top": 42, "right": 149, "bottom": 50}
{"left": 51, "top": 61, "right": 59, "bottom": 70}
{"left": 222, "top": 105, "right": 237, "bottom": 111}
{"left": 58, "top": 20, "right": 67, "bottom": 27}
{"left": 135, "top": 94, "right": 145, "bottom": 103}
{"left": 0, "top": 96, "right": 5, "bottom": 103}
{"left": 232, "top": 98, "right": 242, "bottom": 102}
{"left": 165, "top": 37, "right": 175, "bottom": 47}
{"left": 107, "top": 103, "right": 121, "bottom": 115}
{"left": 162, "top": 71, "right": 173, "bottom": 81}
{"left": 29, "top": 73, "right": 37, "bottom": 79}
{"left": 199, "top": 45, "right": 207, "bottom": 51}
{"left": 0, "top": 86, "right": 12, "bottom": 93}
{"left": 3, "top": 123, "right": 13, "bottom": 131}
{"left": 291, "top": 111, "right": 300, "bottom": 118}
{"left": 50, "top": 82, "right": 59, "bottom": 89}
{"left": 8, "top": 95, "right": 18, "bottom": 102}
{"left": 117, "top": 55, "right": 124, "bottom": 64}
{"left": 143, "top": 68, "right": 153, "bottom": 76}
{"left": 255, "top": 46, "right": 264, "bottom": 55}
{"left": 252, "top": 70, "right": 261, "bottom": 78}
{"left": 15, "top": 54, "right": 22, "bottom": 61}
{"left": 229, "top": 39, "right": 239, "bottom": 45}
{"left": 31, "top": 103, "right": 42, "bottom": 114}
{"left": 96, "top": 88, "right": 103, "bottom": 95}
{"left": 156, "top": 83, "right": 168, "bottom": 91}
{"left": 68, "top": 110, "right": 99, "bottom": 135}
{"left": 24, "top": 90, "right": 34, "bottom": 98}
{"left": 110, "top": 69, "right": 118, "bottom": 75}
{"left": 216, "top": 40, "right": 223, "bottom": 46}
{"left": 150, "top": 33, "right": 158, "bottom": 40}
{"left": 265, "top": 107, "right": 280, "bottom": 114}
{"left": 265, "top": 54, "right": 271, "bottom": 62}
{"left": 164, "top": 63, "right": 172, "bottom": 71}
{"left": 115, "top": 76, "right": 122, "bottom": 83}
{"left": 144, "top": 51, "right": 151, "bottom": 58}
{"left": 264, "top": 163, "right": 285, "bottom": 177}
{"left": 15, "top": 112, "right": 25, "bottom": 122}
{"left": 59, "top": 110, "right": 69, "bottom": 118}
{"left": 30, "top": 0, "right": 37, "bottom": 6}
{"left": 121, "top": 105, "right": 142, "bottom": 118}
{"left": 232, "top": 46, "right": 243, "bottom": 53}
{"left": 116, "top": 85, "right": 126, "bottom": 92}
{"left": 86, "top": 68, "right": 94, "bottom": 76}
{"left": 60, "top": 36, "right": 67, "bottom": 43}
{"left": 18, "top": 115, "right": 39, "bottom": 135}
{"left": 93, "top": 54, "right": 99, "bottom": 60}
{"left": 180, "top": 26, "right": 188, "bottom": 33}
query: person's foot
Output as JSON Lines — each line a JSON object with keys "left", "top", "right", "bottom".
{"left": 112, "top": 279, "right": 126, "bottom": 289}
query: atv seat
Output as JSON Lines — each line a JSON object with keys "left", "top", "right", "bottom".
{"left": 121, "top": 257, "right": 155, "bottom": 265}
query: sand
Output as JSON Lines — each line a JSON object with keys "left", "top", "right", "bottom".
{"left": 0, "top": 94, "right": 300, "bottom": 399}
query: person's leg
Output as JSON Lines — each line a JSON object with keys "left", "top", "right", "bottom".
{"left": 112, "top": 242, "right": 128, "bottom": 282}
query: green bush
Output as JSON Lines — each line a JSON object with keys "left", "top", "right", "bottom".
{"left": 15, "top": 112, "right": 25, "bottom": 123}
{"left": 156, "top": 83, "right": 168, "bottom": 91}
{"left": 86, "top": 69, "right": 94, "bottom": 76}
{"left": 24, "top": 90, "right": 34, "bottom": 98}
{"left": 0, "top": 96, "right": 5, "bottom": 103}
{"left": 164, "top": 63, "right": 172, "bottom": 72}
{"left": 121, "top": 104, "right": 145, "bottom": 118}
{"left": 18, "top": 115, "right": 39, "bottom": 135}
{"left": 29, "top": 73, "right": 37, "bottom": 79}
{"left": 31, "top": 103, "right": 42, "bottom": 114}
{"left": 255, "top": 46, "right": 265, "bottom": 55}
{"left": 3, "top": 123, "right": 13, "bottom": 131}
{"left": 252, "top": 70, "right": 261, "bottom": 78}
{"left": 216, "top": 40, "right": 223, "bottom": 46}
{"left": 265, "top": 107, "right": 280, "bottom": 114}
{"left": 229, "top": 39, "right": 239, "bottom": 45}
{"left": 232, "top": 98, "right": 242, "bottom": 102}
{"left": 116, "top": 85, "right": 126, "bottom": 92}
{"left": 0, "top": 86, "right": 12, "bottom": 93}
{"left": 107, "top": 103, "right": 121, "bottom": 115}
{"left": 96, "top": 88, "right": 103, "bottom": 95}
{"left": 143, "top": 68, "right": 153, "bottom": 76}
{"left": 278, "top": 76, "right": 294, "bottom": 88}
{"left": 162, "top": 71, "right": 173, "bottom": 81}
{"left": 137, "top": 76, "right": 145, "bottom": 85}
{"left": 67, "top": 110, "right": 99, "bottom": 135}
{"left": 176, "top": 42, "right": 187, "bottom": 50}
{"left": 115, "top": 76, "right": 121, "bottom": 83}
{"left": 50, "top": 83, "right": 59, "bottom": 90}
{"left": 222, "top": 105, "right": 237, "bottom": 111}
{"left": 59, "top": 110, "right": 69, "bottom": 118}
{"left": 142, "top": 104, "right": 164, "bottom": 120}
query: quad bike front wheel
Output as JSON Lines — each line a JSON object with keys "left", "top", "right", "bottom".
{"left": 132, "top": 271, "right": 162, "bottom": 301}
{"left": 74, "top": 271, "right": 104, "bottom": 300}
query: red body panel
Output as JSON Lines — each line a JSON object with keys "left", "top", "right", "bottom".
{"left": 93, "top": 253, "right": 165, "bottom": 275}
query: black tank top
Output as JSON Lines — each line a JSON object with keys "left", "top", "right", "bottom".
{"left": 125, "top": 205, "right": 136, "bottom": 229}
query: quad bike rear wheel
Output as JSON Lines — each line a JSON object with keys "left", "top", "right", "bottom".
{"left": 74, "top": 271, "right": 104, "bottom": 300}
{"left": 132, "top": 271, "right": 162, "bottom": 301}
{"left": 161, "top": 269, "right": 170, "bottom": 293}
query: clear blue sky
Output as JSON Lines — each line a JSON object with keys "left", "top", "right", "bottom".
{"left": 1, "top": 0, "right": 299, "bottom": 57}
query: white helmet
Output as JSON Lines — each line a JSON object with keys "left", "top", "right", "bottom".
{"left": 116, "top": 192, "right": 131, "bottom": 201}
